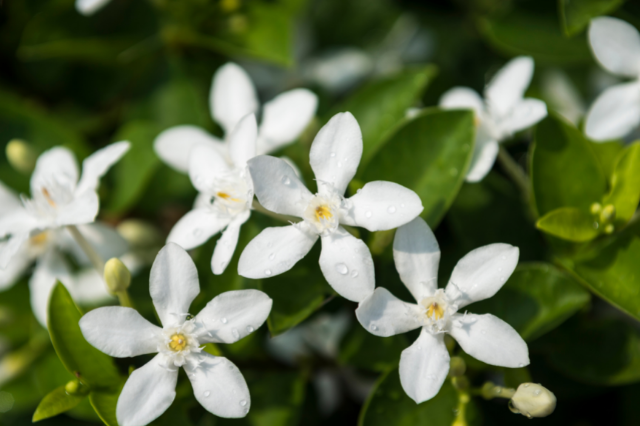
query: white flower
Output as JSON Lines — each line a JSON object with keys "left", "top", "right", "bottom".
{"left": 76, "top": 0, "right": 112, "bottom": 15}
{"left": 80, "top": 243, "right": 272, "bottom": 426}
{"left": 355, "top": 217, "right": 529, "bottom": 403}
{"left": 0, "top": 142, "right": 130, "bottom": 325}
{"left": 154, "top": 62, "right": 318, "bottom": 173}
{"left": 584, "top": 17, "right": 640, "bottom": 141}
{"left": 238, "top": 112, "right": 423, "bottom": 302}
{"left": 439, "top": 56, "right": 547, "bottom": 182}
{"left": 166, "top": 114, "right": 257, "bottom": 275}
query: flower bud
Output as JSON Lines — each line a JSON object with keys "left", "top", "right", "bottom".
{"left": 599, "top": 204, "right": 616, "bottom": 223}
{"left": 116, "top": 219, "right": 161, "bottom": 248}
{"left": 604, "top": 224, "right": 615, "bottom": 234}
{"left": 590, "top": 202, "right": 602, "bottom": 215}
{"left": 6, "top": 139, "right": 37, "bottom": 174}
{"left": 65, "top": 380, "right": 88, "bottom": 396}
{"left": 509, "top": 383, "right": 556, "bottom": 418}
{"left": 104, "top": 258, "right": 131, "bottom": 294}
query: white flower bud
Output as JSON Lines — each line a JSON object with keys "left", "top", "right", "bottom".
{"left": 116, "top": 219, "right": 161, "bottom": 248}
{"left": 104, "top": 258, "right": 131, "bottom": 294}
{"left": 509, "top": 383, "right": 556, "bottom": 418}
{"left": 5, "top": 139, "right": 37, "bottom": 174}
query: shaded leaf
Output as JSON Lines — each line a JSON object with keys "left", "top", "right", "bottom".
{"left": 603, "top": 142, "right": 640, "bottom": 224}
{"left": 339, "top": 325, "right": 408, "bottom": 372}
{"left": 536, "top": 207, "right": 600, "bottom": 242}
{"left": 32, "top": 385, "right": 86, "bottom": 422}
{"left": 89, "top": 380, "right": 125, "bottom": 426}
{"left": 559, "top": 0, "right": 626, "bottom": 36}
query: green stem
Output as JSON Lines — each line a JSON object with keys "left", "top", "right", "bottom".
{"left": 67, "top": 225, "right": 105, "bottom": 274}
{"left": 116, "top": 290, "right": 134, "bottom": 308}
{"left": 497, "top": 147, "right": 534, "bottom": 212}
{"left": 478, "top": 381, "right": 516, "bottom": 400}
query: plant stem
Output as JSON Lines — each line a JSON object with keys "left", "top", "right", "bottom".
{"left": 116, "top": 290, "right": 134, "bottom": 308}
{"left": 252, "top": 199, "right": 299, "bottom": 223}
{"left": 497, "top": 146, "right": 536, "bottom": 219}
{"left": 67, "top": 225, "right": 105, "bottom": 274}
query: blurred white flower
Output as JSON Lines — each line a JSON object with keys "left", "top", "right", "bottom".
{"left": 585, "top": 17, "right": 640, "bottom": 141}
{"left": 440, "top": 56, "right": 547, "bottom": 182}
{"left": 80, "top": 243, "right": 272, "bottom": 426}
{"left": 238, "top": 112, "right": 423, "bottom": 302}
{"left": 76, "top": 0, "right": 112, "bottom": 15}
{"left": 0, "top": 143, "right": 130, "bottom": 325}
{"left": 541, "top": 69, "right": 586, "bottom": 126}
{"left": 355, "top": 217, "right": 529, "bottom": 403}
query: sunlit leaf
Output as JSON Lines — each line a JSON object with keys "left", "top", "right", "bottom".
{"left": 536, "top": 207, "right": 600, "bottom": 242}
{"left": 603, "top": 142, "right": 640, "bottom": 224}
{"left": 32, "top": 385, "right": 86, "bottom": 422}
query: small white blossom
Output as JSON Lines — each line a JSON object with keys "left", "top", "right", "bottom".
{"left": 355, "top": 217, "right": 529, "bottom": 403}
{"left": 80, "top": 243, "right": 273, "bottom": 426}
{"left": 439, "top": 56, "right": 547, "bottom": 182}
{"left": 237, "top": 112, "right": 424, "bottom": 303}
{"left": 76, "top": 0, "right": 112, "bottom": 15}
{"left": 584, "top": 17, "right": 640, "bottom": 141}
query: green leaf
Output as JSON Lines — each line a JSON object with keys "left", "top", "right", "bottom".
{"left": 591, "top": 140, "right": 625, "bottom": 178}
{"left": 329, "top": 66, "right": 437, "bottom": 168}
{"left": 48, "top": 282, "right": 121, "bottom": 389}
{"left": 32, "top": 385, "right": 86, "bottom": 422}
{"left": 362, "top": 109, "right": 475, "bottom": 227}
{"left": 18, "top": 38, "right": 137, "bottom": 64}
{"left": 89, "top": 381, "right": 125, "bottom": 426}
{"left": 603, "top": 142, "right": 640, "bottom": 223}
{"left": 536, "top": 207, "right": 600, "bottom": 242}
{"left": 531, "top": 113, "right": 607, "bottom": 216}
{"left": 150, "top": 78, "right": 210, "bottom": 129}
{"left": 559, "top": 0, "right": 626, "bottom": 36}
{"left": 339, "top": 325, "right": 408, "bottom": 372}
{"left": 470, "top": 263, "right": 590, "bottom": 341}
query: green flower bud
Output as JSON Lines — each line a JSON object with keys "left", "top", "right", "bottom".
{"left": 509, "top": 383, "right": 556, "bottom": 418}
{"left": 604, "top": 224, "right": 615, "bottom": 234}
{"left": 65, "top": 380, "right": 88, "bottom": 396}
{"left": 599, "top": 204, "right": 616, "bottom": 224}
{"left": 590, "top": 202, "right": 602, "bottom": 215}
{"left": 6, "top": 139, "right": 37, "bottom": 174}
{"left": 104, "top": 258, "right": 131, "bottom": 294}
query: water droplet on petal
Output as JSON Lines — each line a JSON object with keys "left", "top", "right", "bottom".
{"left": 220, "top": 261, "right": 227, "bottom": 269}
{"left": 265, "top": 269, "right": 272, "bottom": 276}
{"left": 335, "top": 263, "right": 348, "bottom": 275}
{"left": 371, "top": 325, "right": 378, "bottom": 331}
{"left": 524, "top": 384, "right": 530, "bottom": 388}
{"left": 269, "top": 253, "right": 275, "bottom": 260}
{"left": 221, "top": 318, "right": 228, "bottom": 324}
{"left": 330, "top": 152, "right": 336, "bottom": 157}
{"left": 246, "top": 325, "right": 254, "bottom": 333}
{"left": 240, "top": 399, "right": 247, "bottom": 407}
{"left": 337, "top": 162, "right": 342, "bottom": 168}
{"left": 400, "top": 203, "right": 405, "bottom": 208}
{"left": 193, "top": 228, "right": 203, "bottom": 237}
{"left": 282, "top": 176, "right": 291, "bottom": 185}
{"left": 365, "top": 210, "right": 373, "bottom": 218}
{"left": 387, "top": 205, "right": 396, "bottom": 214}
{"left": 518, "top": 363, "right": 524, "bottom": 368}
{"left": 232, "top": 328, "right": 239, "bottom": 339}
{"left": 204, "top": 391, "right": 211, "bottom": 397}
{"left": 534, "top": 390, "right": 541, "bottom": 396}
{"left": 498, "top": 267, "right": 503, "bottom": 272}
{"left": 350, "top": 269, "right": 359, "bottom": 278}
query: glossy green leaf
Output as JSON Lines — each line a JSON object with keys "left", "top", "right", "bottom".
{"left": 591, "top": 140, "right": 625, "bottom": 178}
{"left": 339, "top": 325, "right": 408, "bottom": 372}
{"left": 329, "top": 66, "right": 437, "bottom": 168}
{"left": 32, "top": 385, "right": 86, "bottom": 422}
{"left": 559, "top": 0, "right": 626, "bottom": 36}
{"left": 89, "top": 380, "right": 125, "bottom": 426}
{"left": 470, "top": 263, "right": 590, "bottom": 341}
{"left": 603, "top": 143, "right": 640, "bottom": 223}
{"left": 531, "top": 113, "right": 607, "bottom": 216}
{"left": 536, "top": 207, "right": 600, "bottom": 242}
{"left": 48, "top": 282, "right": 121, "bottom": 389}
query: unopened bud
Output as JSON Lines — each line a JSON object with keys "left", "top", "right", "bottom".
{"left": 590, "top": 202, "right": 602, "bottom": 215}
{"left": 449, "top": 356, "right": 466, "bottom": 377}
{"left": 116, "top": 219, "right": 161, "bottom": 248}
{"left": 104, "top": 258, "right": 131, "bottom": 294}
{"left": 604, "top": 224, "right": 615, "bottom": 234}
{"left": 599, "top": 204, "right": 616, "bottom": 223}
{"left": 6, "top": 139, "right": 37, "bottom": 174}
{"left": 65, "top": 380, "right": 88, "bottom": 396}
{"left": 509, "top": 383, "right": 556, "bottom": 418}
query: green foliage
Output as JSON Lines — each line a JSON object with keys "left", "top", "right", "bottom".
{"left": 89, "top": 382, "right": 125, "bottom": 426}
{"left": 536, "top": 207, "right": 600, "bottom": 242}
{"left": 602, "top": 142, "right": 640, "bottom": 224}
{"left": 32, "top": 385, "right": 86, "bottom": 422}
{"left": 559, "top": 0, "right": 626, "bottom": 36}
{"left": 339, "top": 326, "right": 408, "bottom": 372}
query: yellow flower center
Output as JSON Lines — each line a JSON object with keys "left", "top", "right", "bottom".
{"left": 168, "top": 334, "right": 187, "bottom": 351}
{"left": 217, "top": 191, "right": 239, "bottom": 202}
{"left": 315, "top": 205, "right": 333, "bottom": 221}
{"left": 42, "top": 188, "right": 56, "bottom": 207}
{"left": 30, "top": 232, "right": 49, "bottom": 246}
{"left": 426, "top": 302, "right": 445, "bottom": 321}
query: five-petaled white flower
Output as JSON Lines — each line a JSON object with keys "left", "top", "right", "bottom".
{"left": 80, "top": 243, "right": 273, "bottom": 426}
{"left": 154, "top": 62, "right": 318, "bottom": 173}
{"left": 584, "top": 17, "right": 640, "bottom": 141}
{"left": 238, "top": 112, "right": 423, "bottom": 302}
{"left": 0, "top": 142, "right": 130, "bottom": 325}
{"left": 356, "top": 217, "right": 529, "bottom": 403}
{"left": 439, "top": 56, "right": 547, "bottom": 182}
{"left": 166, "top": 114, "right": 257, "bottom": 275}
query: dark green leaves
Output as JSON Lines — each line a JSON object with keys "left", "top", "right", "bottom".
{"left": 32, "top": 385, "right": 86, "bottom": 422}
{"left": 536, "top": 207, "right": 599, "bottom": 242}
{"left": 339, "top": 326, "right": 408, "bottom": 372}
{"left": 559, "top": 0, "right": 626, "bottom": 36}
{"left": 603, "top": 143, "right": 640, "bottom": 224}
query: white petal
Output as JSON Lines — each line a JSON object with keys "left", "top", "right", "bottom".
{"left": 355, "top": 287, "right": 423, "bottom": 337}
{"left": 585, "top": 81, "right": 640, "bottom": 141}
{"left": 0, "top": 232, "right": 29, "bottom": 270}
{"left": 54, "top": 190, "right": 99, "bottom": 227}
{"left": 341, "top": 181, "right": 423, "bottom": 232}
{"left": 210, "top": 63, "right": 259, "bottom": 134}
{"left": 0, "top": 246, "right": 31, "bottom": 291}
{"left": 309, "top": 112, "right": 363, "bottom": 196}
{"left": 154, "top": 125, "right": 225, "bottom": 173}
{"left": 29, "top": 249, "right": 71, "bottom": 326}
{"left": 196, "top": 289, "right": 272, "bottom": 343}
{"left": 258, "top": 88, "right": 318, "bottom": 154}
{"left": 247, "top": 155, "right": 313, "bottom": 217}
{"left": 80, "top": 306, "right": 161, "bottom": 357}
{"left": 31, "top": 147, "right": 78, "bottom": 195}
{"left": 211, "top": 210, "right": 250, "bottom": 275}
{"left": 116, "top": 355, "right": 178, "bottom": 426}
{"left": 184, "top": 353, "right": 250, "bottom": 418}
{"left": 589, "top": 17, "right": 640, "bottom": 78}
{"left": 76, "top": 0, "right": 111, "bottom": 15}
{"left": 228, "top": 114, "right": 258, "bottom": 168}
{"left": 465, "top": 139, "right": 499, "bottom": 183}
{"left": 167, "top": 208, "right": 231, "bottom": 250}
{"left": 449, "top": 313, "right": 529, "bottom": 368}
{"left": 67, "top": 268, "right": 114, "bottom": 304}
{"left": 399, "top": 329, "right": 450, "bottom": 403}
{"left": 319, "top": 227, "right": 374, "bottom": 302}
{"left": 0, "top": 181, "right": 21, "bottom": 217}
{"left": 485, "top": 56, "right": 534, "bottom": 118}
{"left": 445, "top": 243, "right": 519, "bottom": 309}
{"left": 62, "top": 223, "right": 128, "bottom": 266}
{"left": 393, "top": 217, "right": 440, "bottom": 301}
{"left": 76, "top": 141, "right": 130, "bottom": 195}
{"left": 189, "top": 144, "right": 231, "bottom": 193}
{"left": 150, "top": 243, "right": 200, "bottom": 327}
{"left": 193, "top": 192, "right": 212, "bottom": 209}
{"left": 439, "top": 87, "right": 485, "bottom": 115}
{"left": 238, "top": 224, "right": 318, "bottom": 279}
{"left": 500, "top": 98, "right": 547, "bottom": 135}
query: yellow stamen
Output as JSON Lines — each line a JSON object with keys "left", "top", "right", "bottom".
{"left": 169, "top": 334, "right": 187, "bottom": 351}
{"left": 217, "top": 191, "right": 239, "bottom": 202}
{"left": 426, "top": 302, "right": 444, "bottom": 321}
{"left": 473, "top": 115, "right": 481, "bottom": 128}
{"left": 315, "top": 205, "right": 332, "bottom": 221}
{"left": 42, "top": 188, "right": 56, "bottom": 207}
{"left": 30, "top": 232, "right": 48, "bottom": 246}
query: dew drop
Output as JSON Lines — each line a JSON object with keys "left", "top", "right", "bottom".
{"left": 524, "top": 384, "right": 530, "bottom": 388}
{"left": 240, "top": 399, "right": 247, "bottom": 407}
{"left": 498, "top": 267, "right": 503, "bottom": 272}
{"left": 269, "top": 253, "right": 275, "bottom": 260}
{"left": 232, "top": 328, "right": 239, "bottom": 339}
{"left": 335, "top": 263, "right": 349, "bottom": 275}
{"left": 244, "top": 408, "right": 249, "bottom": 414}
{"left": 221, "top": 318, "right": 228, "bottom": 324}
{"left": 350, "top": 269, "right": 359, "bottom": 278}
{"left": 281, "top": 176, "right": 291, "bottom": 185}
{"left": 496, "top": 388, "right": 502, "bottom": 394}
{"left": 534, "top": 390, "right": 541, "bottom": 396}
{"left": 265, "top": 269, "right": 272, "bottom": 276}
{"left": 246, "top": 325, "right": 254, "bottom": 333}
{"left": 365, "top": 210, "right": 373, "bottom": 218}
{"left": 193, "top": 228, "right": 203, "bottom": 237}
{"left": 371, "top": 325, "right": 378, "bottom": 331}
{"left": 400, "top": 203, "right": 405, "bottom": 208}
{"left": 387, "top": 205, "right": 396, "bottom": 214}
{"left": 337, "top": 162, "right": 342, "bottom": 168}
{"left": 518, "top": 363, "right": 524, "bottom": 368}
{"left": 330, "top": 152, "right": 336, "bottom": 157}
{"left": 220, "top": 261, "right": 227, "bottom": 269}
{"left": 204, "top": 391, "right": 211, "bottom": 397}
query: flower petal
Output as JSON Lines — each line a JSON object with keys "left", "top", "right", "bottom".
{"left": 68, "top": 268, "right": 114, "bottom": 304}
{"left": 210, "top": 63, "right": 259, "bottom": 134}
{"left": 585, "top": 81, "right": 640, "bottom": 141}
{"left": 341, "top": 181, "right": 423, "bottom": 232}
{"left": 76, "top": 141, "right": 130, "bottom": 195}
{"left": 76, "top": 0, "right": 111, "bottom": 15}
{"left": 150, "top": 243, "right": 200, "bottom": 327}
{"left": 80, "top": 306, "right": 161, "bottom": 357}
{"left": 0, "top": 245, "right": 31, "bottom": 291}
{"left": 238, "top": 224, "right": 318, "bottom": 279}
{"left": 228, "top": 114, "right": 258, "bottom": 168}
{"left": 247, "top": 155, "right": 313, "bottom": 217}
{"left": 355, "top": 287, "right": 423, "bottom": 337}
{"left": 167, "top": 208, "right": 231, "bottom": 250}
{"left": 439, "top": 87, "right": 485, "bottom": 115}
{"left": 29, "top": 249, "right": 71, "bottom": 326}
{"left": 54, "top": 190, "right": 100, "bottom": 227}
{"left": 189, "top": 143, "right": 231, "bottom": 193}
{"left": 319, "top": 227, "right": 374, "bottom": 302}
{"left": 399, "top": 328, "right": 449, "bottom": 403}
{"left": 500, "top": 98, "right": 547, "bottom": 135}
{"left": 465, "top": 139, "right": 499, "bottom": 183}
{"left": 449, "top": 313, "right": 529, "bottom": 368}
{"left": 211, "top": 210, "right": 250, "bottom": 275}
{"left": 0, "top": 232, "right": 30, "bottom": 270}
{"left": 31, "top": 147, "right": 79, "bottom": 195}
{"left": 0, "top": 181, "right": 21, "bottom": 217}
{"left": 393, "top": 217, "right": 440, "bottom": 301}
{"left": 154, "top": 125, "right": 225, "bottom": 173}
{"left": 116, "top": 354, "right": 178, "bottom": 426}
{"left": 589, "top": 17, "right": 640, "bottom": 78}
{"left": 485, "top": 56, "right": 534, "bottom": 118}
{"left": 184, "top": 353, "right": 250, "bottom": 418}
{"left": 445, "top": 243, "right": 519, "bottom": 309}
{"left": 62, "top": 223, "right": 128, "bottom": 266}
{"left": 309, "top": 112, "right": 362, "bottom": 196}
{"left": 258, "top": 88, "right": 318, "bottom": 154}
{"left": 196, "top": 289, "right": 272, "bottom": 343}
